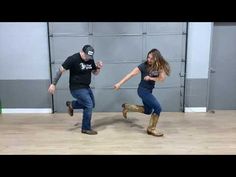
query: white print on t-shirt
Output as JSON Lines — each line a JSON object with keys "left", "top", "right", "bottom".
{"left": 80, "top": 63, "right": 92, "bottom": 70}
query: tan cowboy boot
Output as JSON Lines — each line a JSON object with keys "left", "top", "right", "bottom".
{"left": 147, "top": 113, "right": 164, "bottom": 137}
{"left": 121, "top": 103, "right": 144, "bottom": 118}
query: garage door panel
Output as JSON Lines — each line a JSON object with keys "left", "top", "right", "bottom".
{"left": 49, "top": 22, "right": 89, "bottom": 35}
{"left": 146, "top": 22, "right": 185, "bottom": 34}
{"left": 146, "top": 35, "right": 184, "bottom": 60}
{"left": 94, "top": 89, "right": 143, "bottom": 112}
{"left": 92, "top": 22, "right": 142, "bottom": 35}
{"left": 95, "top": 63, "right": 141, "bottom": 88}
{"left": 93, "top": 36, "right": 142, "bottom": 62}
{"left": 51, "top": 37, "right": 89, "bottom": 62}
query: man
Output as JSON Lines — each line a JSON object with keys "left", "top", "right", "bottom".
{"left": 48, "top": 44, "right": 103, "bottom": 135}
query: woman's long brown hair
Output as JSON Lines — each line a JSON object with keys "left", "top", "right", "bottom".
{"left": 146, "top": 48, "right": 171, "bottom": 76}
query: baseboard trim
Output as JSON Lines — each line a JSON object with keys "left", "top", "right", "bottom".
{"left": 1, "top": 109, "right": 52, "bottom": 113}
{"left": 184, "top": 107, "right": 207, "bottom": 112}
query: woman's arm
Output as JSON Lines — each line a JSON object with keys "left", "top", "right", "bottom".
{"left": 114, "top": 67, "right": 140, "bottom": 90}
{"left": 144, "top": 70, "right": 166, "bottom": 82}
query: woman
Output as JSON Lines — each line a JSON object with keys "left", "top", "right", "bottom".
{"left": 114, "top": 49, "right": 170, "bottom": 137}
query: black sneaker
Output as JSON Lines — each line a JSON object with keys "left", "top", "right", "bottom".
{"left": 81, "top": 129, "right": 98, "bottom": 135}
{"left": 66, "top": 101, "right": 73, "bottom": 116}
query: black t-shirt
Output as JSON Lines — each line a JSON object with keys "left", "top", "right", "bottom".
{"left": 138, "top": 62, "right": 159, "bottom": 90}
{"left": 62, "top": 52, "right": 97, "bottom": 90}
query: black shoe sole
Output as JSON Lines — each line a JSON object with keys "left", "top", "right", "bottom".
{"left": 66, "top": 101, "right": 73, "bottom": 116}
{"left": 81, "top": 130, "right": 98, "bottom": 135}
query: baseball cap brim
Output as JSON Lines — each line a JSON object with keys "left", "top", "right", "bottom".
{"left": 86, "top": 54, "right": 93, "bottom": 60}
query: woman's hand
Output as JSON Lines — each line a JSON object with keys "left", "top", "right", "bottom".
{"left": 144, "top": 76, "right": 151, "bottom": 81}
{"left": 113, "top": 83, "right": 121, "bottom": 90}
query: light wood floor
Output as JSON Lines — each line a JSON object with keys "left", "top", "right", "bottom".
{"left": 0, "top": 110, "right": 236, "bottom": 154}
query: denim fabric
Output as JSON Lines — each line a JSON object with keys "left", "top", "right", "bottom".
{"left": 137, "top": 87, "right": 162, "bottom": 116}
{"left": 70, "top": 88, "right": 95, "bottom": 130}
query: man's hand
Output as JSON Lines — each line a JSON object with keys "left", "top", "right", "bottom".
{"left": 93, "top": 61, "right": 103, "bottom": 75}
{"left": 96, "top": 61, "right": 103, "bottom": 69}
{"left": 48, "top": 84, "right": 56, "bottom": 94}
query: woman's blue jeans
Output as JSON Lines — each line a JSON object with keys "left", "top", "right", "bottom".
{"left": 137, "top": 87, "right": 162, "bottom": 116}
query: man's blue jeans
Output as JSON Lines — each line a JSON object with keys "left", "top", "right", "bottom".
{"left": 137, "top": 87, "right": 162, "bottom": 116}
{"left": 70, "top": 88, "right": 95, "bottom": 130}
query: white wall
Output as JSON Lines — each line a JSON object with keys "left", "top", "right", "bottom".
{"left": 0, "top": 22, "right": 50, "bottom": 80}
{"left": 186, "top": 22, "right": 213, "bottom": 79}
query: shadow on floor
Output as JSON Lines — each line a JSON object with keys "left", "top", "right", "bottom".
{"left": 68, "top": 115, "right": 145, "bottom": 132}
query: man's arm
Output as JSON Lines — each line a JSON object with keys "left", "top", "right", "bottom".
{"left": 92, "top": 61, "right": 103, "bottom": 76}
{"left": 52, "top": 66, "right": 66, "bottom": 85}
{"left": 92, "top": 68, "right": 101, "bottom": 75}
{"left": 48, "top": 66, "right": 66, "bottom": 94}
